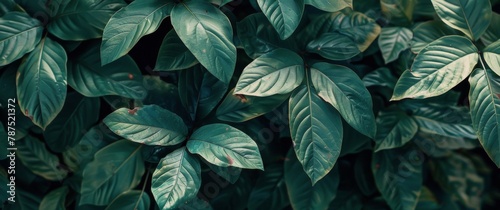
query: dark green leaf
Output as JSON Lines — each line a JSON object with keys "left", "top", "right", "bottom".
{"left": 374, "top": 106, "right": 418, "bottom": 152}
{"left": 412, "top": 104, "right": 476, "bottom": 139}
{"left": 392, "top": 35, "right": 478, "bottom": 100}
{"left": 187, "top": 123, "right": 264, "bottom": 170}
{"left": 171, "top": 0, "right": 236, "bottom": 83}
{"left": 481, "top": 12, "right": 500, "bottom": 46}
{"left": 411, "top": 20, "right": 458, "bottom": 53}
{"left": 363, "top": 67, "right": 398, "bottom": 90}
{"left": 285, "top": 149, "right": 340, "bottom": 209}
{"left": 257, "top": 0, "right": 304, "bottom": 39}
{"left": 305, "top": 0, "right": 352, "bottom": 12}
{"left": 0, "top": 12, "right": 43, "bottom": 66}
{"left": 155, "top": 29, "right": 198, "bottom": 71}
{"left": 16, "top": 135, "right": 68, "bottom": 181}
{"left": 104, "top": 104, "right": 188, "bottom": 146}
{"left": 469, "top": 68, "right": 500, "bottom": 167}
{"left": 431, "top": 0, "right": 491, "bottom": 40}
{"left": 68, "top": 44, "right": 146, "bottom": 99}
{"left": 380, "top": 0, "right": 415, "bottom": 26}
{"left": 372, "top": 145, "right": 423, "bottom": 210}
{"left": 378, "top": 27, "right": 412, "bottom": 64}
{"left": 80, "top": 140, "right": 144, "bottom": 205}
{"left": 152, "top": 147, "right": 201, "bottom": 209}
{"left": 39, "top": 186, "right": 69, "bottom": 210}
{"left": 289, "top": 82, "right": 343, "bottom": 184}
{"left": 310, "top": 62, "right": 376, "bottom": 138}
{"left": 483, "top": 39, "right": 500, "bottom": 76}
{"left": 247, "top": 164, "right": 289, "bottom": 210}
{"left": 17, "top": 37, "right": 67, "bottom": 130}
{"left": 205, "top": 162, "right": 241, "bottom": 184}
{"left": 101, "top": 0, "right": 174, "bottom": 65}
{"left": 306, "top": 32, "right": 361, "bottom": 61}
{"left": 48, "top": 0, "right": 126, "bottom": 41}
{"left": 105, "top": 190, "right": 150, "bottom": 210}
{"left": 0, "top": 0, "right": 16, "bottom": 16}
{"left": 235, "top": 48, "right": 304, "bottom": 96}
{"left": 44, "top": 92, "right": 100, "bottom": 152}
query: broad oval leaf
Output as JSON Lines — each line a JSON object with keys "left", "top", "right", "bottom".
{"left": 16, "top": 135, "right": 68, "bottom": 181}
{"left": 48, "top": 0, "right": 125, "bottom": 41}
{"left": 469, "top": 68, "right": 500, "bottom": 167}
{"left": 411, "top": 20, "right": 458, "bottom": 53}
{"left": 44, "top": 93, "right": 100, "bottom": 152}
{"left": 155, "top": 29, "right": 198, "bottom": 71}
{"left": 152, "top": 147, "right": 201, "bottom": 210}
{"left": 103, "top": 104, "right": 188, "bottom": 146}
{"left": 378, "top": 27, "right": 412, "bottom": 64}
{"left": 0, "top": 12, "right": 43, "bottom": 66}
{"left": 247, "top": 164, "right": 289, "bottom": 210}
{"left": 372, "top": 144, "right": 423, "bottom": 210}
{"left": 374, "top": 106, "right": 418, "bottom": 152}
{"left": 412, "top": 104, "right": 476, "bottom": 139}
{"left": 68, "top": 44, "right": 146, "bottom": 99}
{"left": 430, "top": 0, "right": 492, "bottom": 40}
{"left": 257, "top": 0, "right": 304, "bottom": 39}
{"left": 483, "top": 40, "right": 500, "bottom": 76}
{"left": 187, "top": 123, "right": 264, "bottom": 170}
{"left": 392, "top": 35, "right": 478, "bottom": 100}
{"left": 17, "top": 37, "right": 67, "bottom": 130}
{"left": 305, "top": 0, "right": 352, "bottom": 12}
{"left": 380, "top": 0, "right": 416, "bottom": 26}
{"left": 306, "top": 32, "right": 361, "bottom": 61}
{"left": 284, "top": 149, "right": 340, "bottom": 210}
{"left": 39, "top": 186, "right": 69, "bottom": 210}
{"left": 171, "top": 0, "right": 236, "bottom": 83}
{"left": 179, "top": 65, "right": 228, "bottom": 121}
{"left": 235, "top": 48, "right": 304, "bottom": 96}
{"left": 80, "top": 140, "right": 145, "bottom": 206}
{"left": 105, "top": 190, "right": 150, "bottom": 210}
{"left": 101, "top": 0, "right": 174, "bottom": 65}
{"left": 0, "top": 0, "right": 16, "bottom": 16}
{"left": 310, "top": 62, "right": 376, "bottom": 138}
{"left": 289, "top": 82, "right": 343, "bottom": 184}
{"left": 481, "top": 12, "right": 500, "bottom": 46}
{"left": 216, "top": 89, "right": 289, "bottom": 122}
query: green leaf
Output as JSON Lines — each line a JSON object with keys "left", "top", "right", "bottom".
{"left": 68, "top": 44, "right": 146, "bottom": 99}
{"left": 4, "top": 188, "right": 42, "bottom": 210}
{"left": 39, "top": 186, "right": 69, "bottom": 210}
{"left": 179, "top": 65, "right": 228, "bottom": 121}
{"left": 430, "top": 0, "right": 492, "bottom": 40}
{"left": 80, "top": 140, "right": 144, "bottom": 206}
{"left": 310, "top": 62, "right": 376, "bottom": 138}
{"left": 104, "top": 104, "right": 188, "bottom": 146}
{"left": 372, "top": 144, "right": 423, "bottom": 210}
{"left": 16, "top": 135, "right": 68, "bottom": 181}
{"left": 187, "top": 123, "right": 264, "bottom": 170}
{"left": 152, "top": 147, "right": 201, "bottom": 209}
{"left": 0, "top": 12, "right": 43, "bottom": 66}
{"left": 363, "top": 67, "right": 398, "bottom": 90}
{"left": 155, "top": 29, "right": 198, "bottom": 71}
{"left": 47, "top": 0, "right": 126, "bottom": 41}
{"left": 237, "top": 13, "right": 299, "bottom": 58}
{"left": 481, "top": 12, "right": 500, "bottom": 46}
{"left": 0, "top": 0, "right": 16, "bottom": 16}
{"left": 306, "top": 32, "right": 361, "bottom": 61}
{"left": 17, "top": 37, "right": 67, "bottom": 130}
{"left": 43, "top": 93, "right": 100, "bottom": 152}
{"left": 247, "top": 164, "right": 289, "bottom": 210}
{"left": 235, "top": 48, "right": 304, "bottom": 96}
{"left": 105, "top": 190, "right": 150, "bottom": 210}
{"left": 305, "top": 0, "right": 352, "bottom": 12}
{"left": 289, "top": 82, "right": 343, "bottom": 184}
{"left": 412, "top": 104, "right": 476, "bottom": 139}
{"left": 380, "top": 0, "right": 416, "bottom": 26}
{"left": 216, "top": 89, "right": 289, "bottom": 122}
{"left": 171, "top": 0, "right": 236, "bottom": 83}
{"left": 302, "top": 11, "right": 381, "bottom": 52}
{"left": 257, "top": 0, "right": 304, "bottom": 39}
{"left": 392, "top": 35, "right": 478, "bottom": 100}
{"left": 284, "top": 149, "right": 340, "bottom": 209}
{"left": 101, "top": 0, "right": 174, "bottom": 65}
{"left": 0, "top": 124, "right": 6, "bottom": 160}
{"left": 411, "top": 20, "right": 458, "bottom": 53}
{"left": 205, "top": 162, "right": 242, "bottom": 184}
{"left": 374, "top": 106, "right": 418, "bottom": 152}
{"left": 378, "top": 27, "right": 412, "bottom": 64}
{"left": 469, "top": 68, "right": 500, "bottom": 167}
{"left": 483, "top": 40, "right": 500, "bottom": 76}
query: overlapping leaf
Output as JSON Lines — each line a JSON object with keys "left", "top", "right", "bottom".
{"left": 17, "top": 37, "right": 67, "bottom": 130}
{"left": 305, "top": 0, "right": 352, "bottom": 12}
{"left": 380, "top": 0, "right": 415, "bottom": 26}
{"left": 155, "top": 29, "right": 198, "bottom": 71}
{"left": 481, "top": 12, "right": 500, "bottom": 46}
{"left": 256, "top": 0, "right": 304, "bottom": 39}
{"left": 374, "top": 106, "right": 418, "bottom": 152}
{"left": 306, "top": 32, "right": 361, "bottom": 61}
{"left": 411, "top": 20, "right": 458, "bottom": 53}
{"left": 39, "top": 186, "right": 69, "bottom": 210}
{"left": 247, "top": 164, "right": 289, "bottom": 210}
{"left": 483, "top": 40, "right": 500, "bottom": 76}
{"left": 104, "top": 105, "right": 188, "bottom": 146}
{"left": 101, "top": 0, "right": 174, "bottom": 65}
{"left": 105, "top": 190, "right": 150, "bottom": 210}
{"left": 392, "top": 35, "right": 478, "bottom": 100}
{"left": 378, "top": 27, "right": 412, "bottom": 64}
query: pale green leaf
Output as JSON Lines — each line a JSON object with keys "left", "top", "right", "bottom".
{"left": 411, "top": 20, "right": 458, "bottom": 53}
{"left": 257, "top": 0, "right": 304, "bottom": 39}
{"left": 378, "top": 27, "right": 412, "bottom": 64}
{"left": 39, "top": 186, "right": 69, "bottom": 210}
{"left": 483, "top": 39, "right": 500, "bottom": 76}
{"left": 481, "top": 12, "right": 500, "bottom": 46}
{"left": 247, "top": 164, "right": 289, "bottom": 210}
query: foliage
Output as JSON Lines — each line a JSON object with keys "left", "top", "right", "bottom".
{"left": 1, "top": 0, "right": 500, "bottom": 209}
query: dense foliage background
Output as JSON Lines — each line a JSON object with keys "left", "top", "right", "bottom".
{"left": 1, "top": 0, "right": 500, "bottom": 209}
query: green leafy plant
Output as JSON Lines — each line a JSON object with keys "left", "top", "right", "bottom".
{"left": 1, "top": 0, "right": 500, "bottom": 209}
